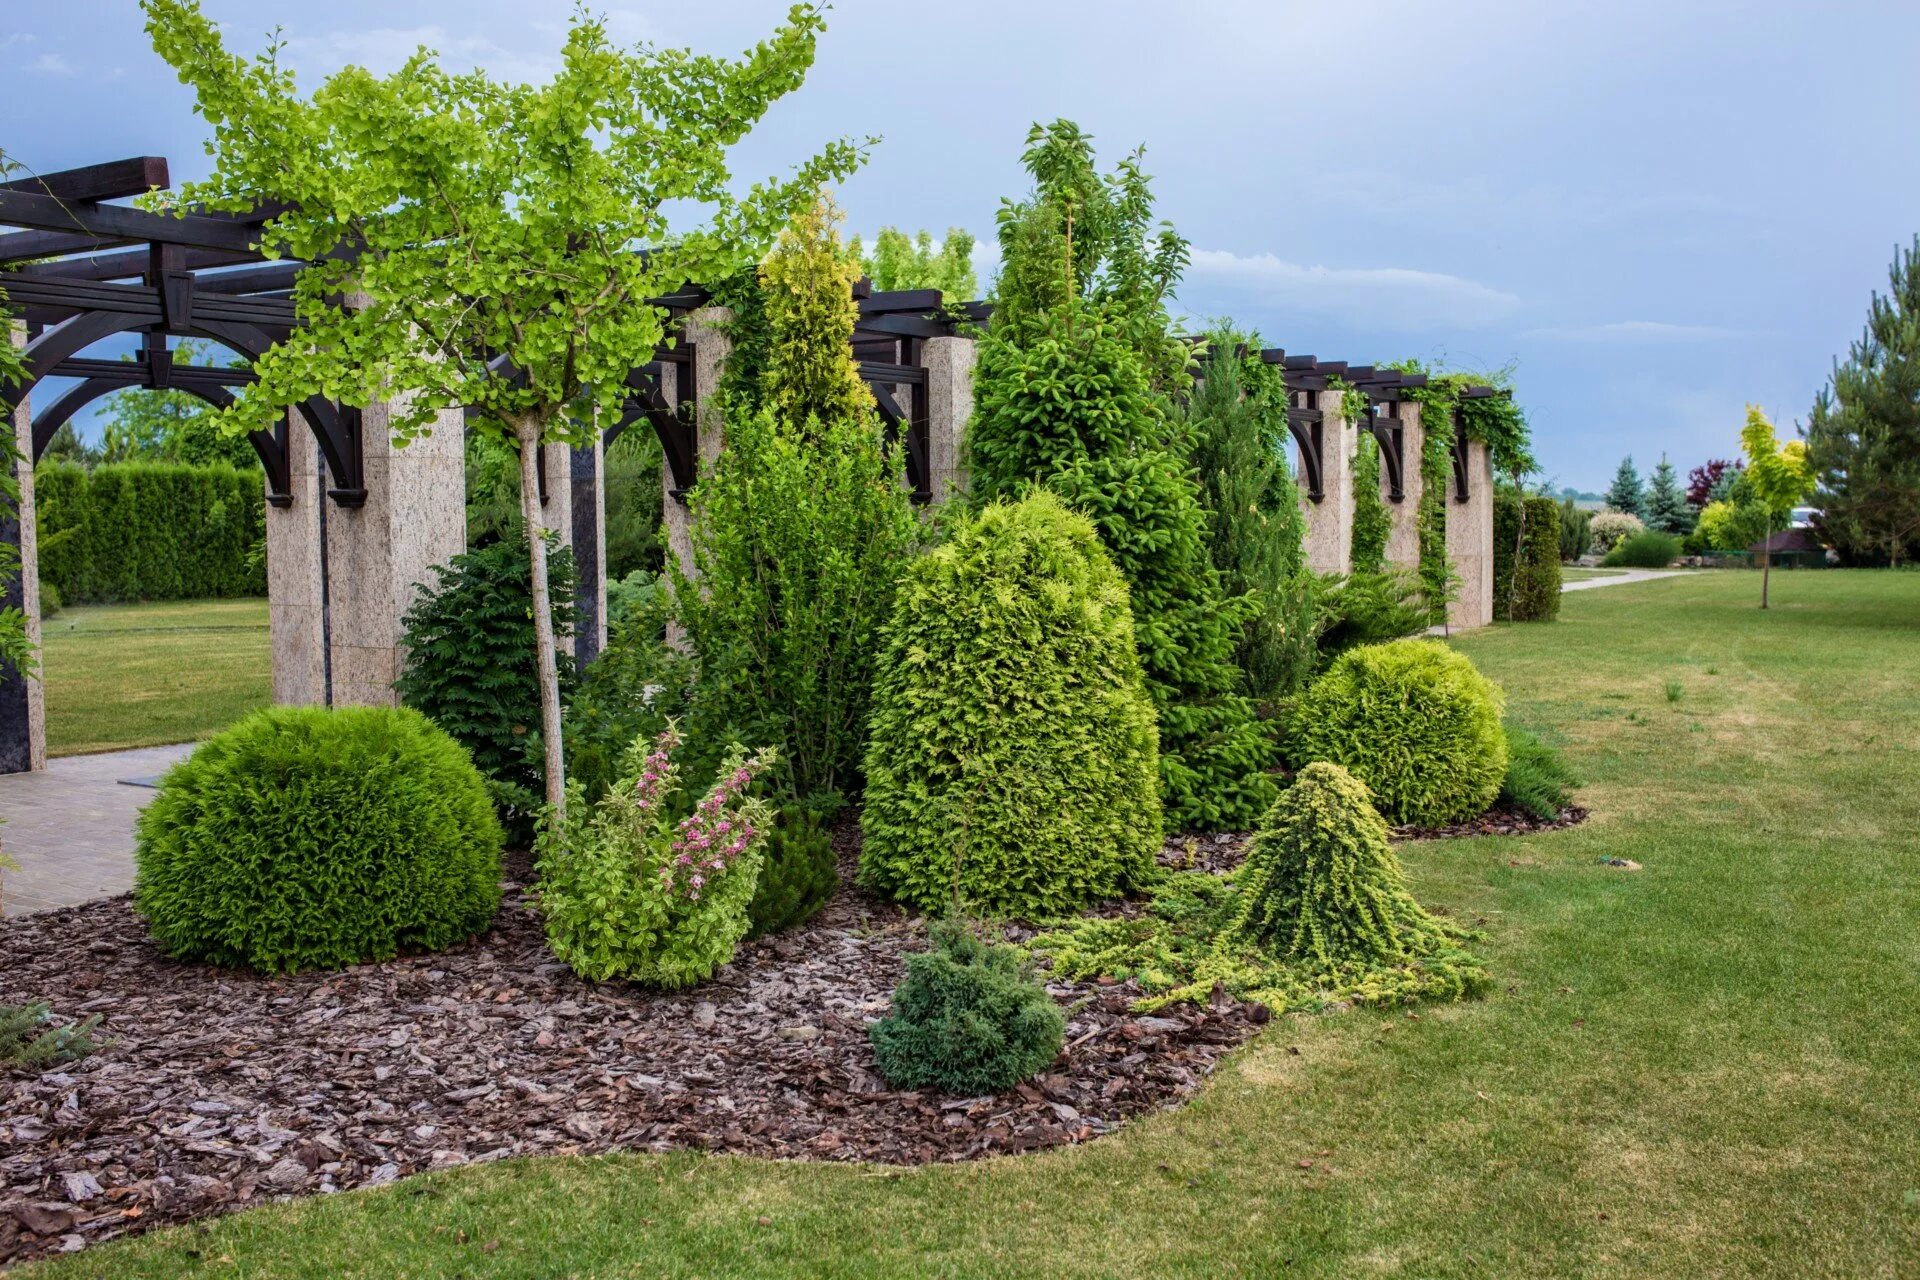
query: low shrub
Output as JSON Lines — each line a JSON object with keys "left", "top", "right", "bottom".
{"left": 860, "top": 493, "right": 1162, "bottom": 918}
{"left": 1499, "top": 723, "right": 1580, "bottom": 819}
{"left": 0, "top": 1002, "right": 99, "bottom": 1070}
{"left": 1033, "top": 763, "right": 1488, "bottom": 1011}
{"left": 536, "top": 726, "right": 774, "bottom": 987}
{"left": 134, "top": 706, "right": 503, "bottom": 973}
{"left": 870, "top": 920, "right": 1065, "bottom": 1095}
{"left": 1602, "top": 529, "right": 1683, "bottom": 568}
{"left": 1587, "top": 509, "right": 1645, "bottom": 555}
{"left": 1289, "top": 639, "right": 1508, "bottom": 826}
{"left": 746, "top": 804, "right": 839, "bottom": 938}
{"left": 1312, "top": 568, "right": 1430, "bottom": 662}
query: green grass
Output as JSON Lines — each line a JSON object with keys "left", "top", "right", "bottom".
{"left": 1559, "top": 566, "right": 1630, "bottom": 581}
{"left": 28, "top": 572, "right": 1920, "bottom": 1278}
{"left": 40, "top": 599, "right": 271, "bottom": 756}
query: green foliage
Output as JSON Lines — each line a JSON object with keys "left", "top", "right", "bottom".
{"left": 851, "top": 227, "right": 978, "bottom": 299}
{"left": 1386, "top": 365, "right": 1472, "bottom": 623}
{"left": 1500, "top": 722, "right": 1580, "bottom": 820}
{"left": 1602, "top": 530, "right": 1683, "bottom": 568}
{"left": 745, "top": 804, "right": 838, "bottom": 938}
{"left": 1455, "top": 378, "right": 1536, "bottom": 479}
{"left": 1493, "top": 493, "right": 1563, "bottom": 622}
{"left": 535, "top": 727, "right": 774, "bottom": 987}
{"left": 134, "top": 706, "right": 503, "bottom": 973}
{"left": 1289, "top": 639, "right": 1508, "bottom": 827}
{"left": 0, "top": 1002, "right": 100, "bottom": 1070}
{"left": 860, "top": 493, "right": 1162, "bottom": 918}
{"left": 1644, "top": 455, "right": 1694, "bottom": 535}
{"left": 397, "top": 532, "right": 577, "bottom": 835}
{"left": 1184, "top": 332, "right": 1317, "bottom": 700}
{"left": 870, "top": 920, "right": 1065, "bottom": 1095}
{"left": 1588, "top": 509, "right": 1646, "bottom": 554}
{"left": 566, "top": 574, "right": 691, "bottom": 804}
{"left": 92, "top": 342, "right": 263, "bottom": 470}
{"left": 1607, "top": 456, "right": 1647, "bottom": 517}
{"left": 1696, "top": 499, "right": 1769, "bottom": 553}
{"left": 759, "top": 196, "right": 875, "bottom": 433}
{"left": 1312, "top": 568, "right": 1429, "bottom": 661}
{"left": 32, "top": 461, "right": 266, "bottom": 604}
{"left": 1033, "top": 763, "right": 1488, "bottom": 1012}
{"left": 1558, "top": 497, "right": 1592, "bottom": 563}
{"left": 1351, "top": 432, "right": 1391, "bottom": 574}
{"left": 466, "top": 430, "right": 664, "bottom": 581}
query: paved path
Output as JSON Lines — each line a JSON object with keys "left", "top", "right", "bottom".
{"left": 1562, "top": 568, "right": 1696, "bottom": 592}
{"left": 0, "top": 743, "right": 193, "bottom": 917}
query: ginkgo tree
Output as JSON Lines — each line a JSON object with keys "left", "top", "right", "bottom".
{"left": 141, "top": 0, "right": 868, "bottom": 825}
{"left": 1739, "top": 405, "right": 1815, "bottom": 610}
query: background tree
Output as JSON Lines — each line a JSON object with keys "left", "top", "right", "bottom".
{"left": 1644, "top": 454, "right": 1693, "bottom": 534}
{"left": 144, "top": 0, "right": 864, "bottom": 823}
{"left": 1739, "top": 406, "right": 1815, "bottom": 609}
{"left": 849, "top": 227, "right": 977, "bottom": 298}
{"left": 1606, "top": 455, "right": 1645, "bottom": 516}
{"left": 1805, "top": 237, "right": 1920, "bottom": 566}
{"left": 1686, "top": 458, "right": 1739, "bottom": 509}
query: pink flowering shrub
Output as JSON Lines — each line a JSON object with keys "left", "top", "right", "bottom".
{"left": 535, "top": 725, "right": 775, "bottom": 987}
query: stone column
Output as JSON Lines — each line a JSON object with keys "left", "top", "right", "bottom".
{"left": 659, "top": 306, "right": 731, "bottom": 583}
{"left": 1383, "top": 401, "right": 1425, "bottom": 573}
{"left": 324, "top": 401, "right": 468, "bottom": 706}
{"left": 567, "top": 439, "right": 606, "bottom": 664}
{"left": 1301, "top": 396, "right": 1355, "bottom": 576}
{"left": 0, "top": 322, "right": 45, "bottom": 773}
{"left": 1446, "top": 437, "right": 1496, "bottom": 630}
{"left": 266, "top": 416, "right": 329, "bottom": 707}
{"left": 923, "top": 335, "right": 975, "bottom": 504}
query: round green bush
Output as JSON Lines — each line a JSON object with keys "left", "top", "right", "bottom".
{"left": 1288, "top": 639, "right": 1508, "bottom": 826}
{"left": 870, "top": 921, "right": 1065, "bottom": 1095}
{"left": 859, "top": 492, "right": 1163, "bottom": 919}
{"left": 1601, "top": 529, "right": 1683, "bottom": 568}
{"left": 135, "top": 706, "right": 504, "bottom": 973}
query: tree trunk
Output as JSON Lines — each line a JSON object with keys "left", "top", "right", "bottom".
{"left": 514, "top": 416, "right": 568, "bottom": 824}
{"left": 1760, "top": 512, "right": 1772, "bottom": 610}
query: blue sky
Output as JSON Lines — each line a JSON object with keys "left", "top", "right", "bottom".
{"left": 6, "top": 0, "right": 1919, "bottom": 490}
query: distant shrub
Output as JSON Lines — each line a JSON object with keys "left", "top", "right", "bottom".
{"left": 859, "top": 493, "right": 1162, "bottom": 918}
{"left": 746, "top": 804, "right": 838, "bottom": 938}
{"left": 135, "top": 707, "right": 503, "bottom": 973}
{"left": 1499, "top": 723, "right": 1580, "bottom": 820}
{"left": 0, "top": 1002, "right": 100, "bottom": 1070}
{"left": 1558, "top": 499, "right": 1592, "bottom": 563}
{"left": 1587, "top": 509, "right": 1645, "bottom": 555}
{"left": 397, "top": 530, "right": 576, "bottom": 837}
{"left": 1602, "top": 530, "right": 1682, "bottom": 568}
{"left": 870, "top": 920, "right": 1065, "bottom": 1095}
{"left": 536, "top": 726, "right": 774, "bottom": 987}
{"left": 1493, "top": 494, "right": 1564, "bottom": 622}
{"left": 1289, "top": 639, "right": 1508, "bottom": 826}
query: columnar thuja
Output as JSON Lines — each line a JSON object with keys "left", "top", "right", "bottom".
{"left": 140, "top": 0, "right": 866, "bottom": 826}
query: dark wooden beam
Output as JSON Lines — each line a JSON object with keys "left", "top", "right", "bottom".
{"left": 0, "top": 190, "right": 264, "bottom": 254}
{"left": 10, "top": 245, "right": 264, "bottom": 281}
{"left": 0, "top": 157, "right": 170, "bottom": 202}
{"left": 0, "top": 274, "right": 298, "bottom": 328}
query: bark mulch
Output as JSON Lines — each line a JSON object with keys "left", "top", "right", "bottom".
{"left": 1392, "top": 804, "right": 1590, "bottom": 842}
{"left": 1, "top": 832, "right": 1266, "bottom": 1268}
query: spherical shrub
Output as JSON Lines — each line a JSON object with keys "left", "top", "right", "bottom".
{"left": 1601, "top": 529, "right": 1682, "bottom": 568}
{"left": 746, "top": 804, "right": 839, "bottom": 938}
{"left": 135, "top": 706, "right": 503, "bottom": 973}
{"left": 870, "top": 921, "right": 1065, "bottom": 1095}
{"left": 860, "top": 492, "right": 1162, "bottom": 919}
{"left": 1288, "top": 639, "right": 1507, "bottom": 826}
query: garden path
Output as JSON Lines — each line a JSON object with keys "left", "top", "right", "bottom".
{"left": 1561, "top": 568, "right": 1695, "bottom": 592}
{"left": 0, "top": 743, "right": 192, "bottom": 917}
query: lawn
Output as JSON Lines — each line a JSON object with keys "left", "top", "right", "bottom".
{"left": 26, "top": 571, "right": 1920, "bottom": 1278}
{"left": 39, "top": 599, "right": 272, "bottom": 757}
{"left": 1559, "top": 566, "right": 1631, "bottom": 581}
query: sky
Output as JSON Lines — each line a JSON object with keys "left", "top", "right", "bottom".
{"left": 6, "top": 0, "right": 1920, "bottom": 491}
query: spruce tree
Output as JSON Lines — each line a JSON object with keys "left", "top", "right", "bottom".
{"left": 1606, "top": 455, "right": 1645, "bottom": 517}
{"left": 967, "top": 121, "right": 1275, "bottom": 832}
{"left": 1644, "top": 454, "right": 1693, "bottom": 534}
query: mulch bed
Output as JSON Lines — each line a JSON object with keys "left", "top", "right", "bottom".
{"left": 0, "top": 829, "right": 1267, "bottom": 1268}
{"left": 1392, "top": 804, "right": 1589, "bottom": 842}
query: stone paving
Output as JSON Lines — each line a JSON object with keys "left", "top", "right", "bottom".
{"left": 0, "top": 743, "right": 193, "bottom": 917}
{"left": 1561, "top": 568, "right": 1695, "bottom": 592}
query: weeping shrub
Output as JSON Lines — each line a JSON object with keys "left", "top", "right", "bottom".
{"left": 870, "top": 920, "right": 1065, "bottom": 1095}
{"left": 1500, "top": 723, "right": 1580, "bottom": 819}
{"left": 134, "top": 706, "right": 503, "bottom": 973}
{"left": 1312, "top": 568, "right": 1429, "bottom": 661}
{"left": 746, "top": 804, "right": 838, "bottom": 938}
{"left": 860, "top": 493, "right": 1162, "bottom": 919}
{"left": 1289, "top": 639, "right": 1508, "bottom": 826}
{"left": 1033, "top": 763, "right": 1488, "bottom": 1011}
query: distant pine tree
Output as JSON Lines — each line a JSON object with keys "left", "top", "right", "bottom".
{"left": 1606, "top": 455, "right": 1645, "bottom": 517}
{"left": 1644, "top": 455, "right": 1693, "bottom": 534}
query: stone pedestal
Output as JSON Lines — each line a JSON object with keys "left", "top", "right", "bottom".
{"left": 1301, "top": 400, "right": 1355, "bottom": 576}
{"left": 0, "top": 323, "right": 44, "bottom": 774}
{"left": 659, "top": 307, "right": 732, "bottom": 583}
{"left": 323, "top": 401, "right": 467, "bottom": 706}
{"left": 923, "top": 335, "right": 975, "bottom": 504}
{"left": 266, "top": 415, "right": 329, "bottom": 707}
{"left": 1383, "top": 402, "right": 1425, "bottom": 573}
{"left": 1446, "top": 437, "right": 1495, "bottom": 630}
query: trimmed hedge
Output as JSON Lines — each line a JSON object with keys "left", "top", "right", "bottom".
{"left": 860, "top": 492, "right": 1163, "bottom": 919}
{"left": 1492, "top": 494, "right": 1563, "bottom": 622}
{"left": 35, "top": 461, "right": 266, "bottom": 603}
{"left": 1289, "top": 639, "right": 1508, "bottom": 827}
{"left": 134, "top": 706, "right": 503, "bottom": 973}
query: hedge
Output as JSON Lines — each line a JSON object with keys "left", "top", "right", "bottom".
{"left": 35, "top": 461, "right": 267, "bottom": 603}
{"left": 1492, "top": 493, "right": 1562, "bottom": 622}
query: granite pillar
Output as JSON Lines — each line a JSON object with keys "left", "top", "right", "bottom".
{"left": 659, "top": 306, "right": 732, "bottom": 584}
{"left": 923, "top": 335, "right": 975, "bottom": 504}
{"left": 1301, "top": 396, "right": 1355, "bottom": 576}
{"left": 266, "top": 415, "right": 329, "bottom": 707}
{"left": 1383, "top": 401, "right": 1425, "bottom": 574}
{"left": 1446, "top": 437, "right": 1495, "bottom": 630}
{"left": 0, "top": 321, "right": 44, "bottom": 773}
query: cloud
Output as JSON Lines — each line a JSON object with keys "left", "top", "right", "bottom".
{"left": 1524, "top": 320, "right": 1744, "bottom": 343}
{"left": 1, "top": 33, "right": 35, "bottom": 49}
{"left": 1181, "top": 247, "right": 1523, "bottom": 331}
{"left": 26, "top": 52, "right": 73, "bottom": 75}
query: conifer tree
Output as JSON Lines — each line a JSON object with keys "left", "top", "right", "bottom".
{"left": 1644, "top": 454, "right": 1693, "bottom": 534}
{"left": 1606, "top": 455, "right": 1646, "bottom": 517}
